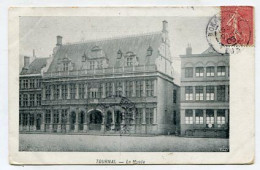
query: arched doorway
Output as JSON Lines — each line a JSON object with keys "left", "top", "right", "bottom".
{"left": 88, "top": 110, "right": 103, "bottom": 131}
{"left": 114, "top": 110, "right": 123, "bottom": 131}
{"left": 70, "top": 112, "right": 76, "bottom": 130}
{"left": 36, "top": 113, "right": 42, "bottom": 130}
{"left": 106, "top": 111, "right": 113, "bottom": 131}
{"left": 79, "top": 111, "right": 85, "bottom": 131}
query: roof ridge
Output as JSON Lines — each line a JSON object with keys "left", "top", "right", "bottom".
{"left": 63, "top": 31, "right": 162, "bottom": 46}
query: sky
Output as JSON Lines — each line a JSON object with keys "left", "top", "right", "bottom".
{"left": 19, "top": 16, "right": 211, "bottom": 84}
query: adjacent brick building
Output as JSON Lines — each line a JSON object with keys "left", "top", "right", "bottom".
{"left": 180, "top": 45, "right": 229, "bottom": 138}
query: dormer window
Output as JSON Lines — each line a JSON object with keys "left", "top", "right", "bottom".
{"left": 147, "top": 46, "right": 153, "bottom": 56}
{"left": 90, "top": 61, "right": 95, "bottom": 70}
{"left": 97, "top": 60, "right": 103, "bottom": 69}
{"left": 126, "top": 57, "right": 133, "bottom": 66}
{"left": 117, "top": 50, "right": 122, "bottom": 59}
{"left": 82, "top": 53, "right": 87, "bottom": 62}
{"left": 63, "top": 63, "right": 68, "bottom": 71}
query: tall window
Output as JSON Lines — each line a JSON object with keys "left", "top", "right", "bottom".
{"left": 185, "top": 67, "right": 193, "bottom": 78}
{"left": 53, "top": 110, "right": 59, "bottom": 124}
{"left": 29, "top": 114, "right": 34, "bottom": 126}
{"left": 217, "top": 66, "right": 226, "bottom": 76}
{"left": 126, "top": 57, "right": 133, "bottom": 66}
{"left": 217, "top": 109, "right": 225, "bottom": 125}
{"left": 105, "top": 82, "right": 113, "bottom": 97}
{"left": 195, "top": 67, "right": 204, "bottom": 77}
{"left": 115, "top": 82, "right": 122, "bottom": 96}
{"left": 90, "top": 61, "right": 95, "bottom": 70}
{"left": 185, "top": 109, "right": 193, "bottom": 124}
{"left": 62, "top": 84, "right": 67, "bottom": 99}
{"left": 206, "top": 66, "right": 215, "bottom": 77}
{"left": 125, "top": 81, "right": 133, "bottom": 97}
{"left": 97, "top": 60, "right": 102, "bottom": 69}
{"left": 19, "top": 94, "right": 22, "bottom": 106}
{"left": 206, "top": 109, "right": 214, "bottom": 125}
{"left": 78, "top": 84, "right": 85, "bottom": 99}
{"left": 23, "top": 113, "right": 28, "bottom": 126}
{"left": 23, "top": 94, "right": 28, "bottom": 107}
{"left": 54, "top": 85, "right": 60, "bottom": 100}
{"left": 217, "top": 85, "right": 225, "bottom": 101}
{"left": 173, "top": 111, "right": 177, "bottom": 125}
{"left": 45, "top": 110, "right": 51, "bottom": 124}
{"left": 185, "top": 86, "right": 193, "bottom": 100}
{"left": 36, "top": 94, "right": 41, "bottom": 106}
{"left": 195, "top": 86, "right": 203, "bottom": 101}
{"left": 98, "top": 84, "right": 103, "bottom": 98}
{"left": 63, "top": 63, "right": 69, "bottom": 71}
{"left": 135, "top": 108, "right": 143, "bottom": 124}
{"left": 30, "top": 79, "right": 35, "bottom": 89}
{"left": 145, "top": 108, "right": 154, "bottom": 124}
{"left": 195, "top": 109, "right": 203, "bottom": 124}
{"left": 46, "top": 85, "right": 51, "bottom": 100}
{"left": 146, "top": 80, "right": 154, "bottom": 97}
{"left": 136, "top": 81, "right": 143, "bottom": 97}
{"left": 36, "top": 79, "right": 41, "bottom": 88}
{"left": 173, "top": 89, "right": 177, "bottom": 103}
{"left": 23, "top": 79, "right": 28, "bottom": 89}
{"left": 206, "top": 86, "right": 214, "bottom": 101}
{"left": 29, "top": 94, "right": 34, "bottom": 106}
{"left": 70, "top": 84, "right": 76, "bottom": 99}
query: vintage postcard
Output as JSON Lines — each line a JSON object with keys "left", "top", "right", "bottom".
{"left": 9, "top": 7, "right": 255, "bottom": 164}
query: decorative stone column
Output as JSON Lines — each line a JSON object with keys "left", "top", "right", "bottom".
{"left": 66, "top": 112, "right": 70, "bottom": 133}
{"left": 142, "top": 108, "right": 146, "bottom": 133}
{"left": 84, "top": 83, "right": 88, "bottom": 99}
{"left": 142, "top": 80, "right": 146, "bottom": 97}
{"left": 121, "top": 111, "right": 125, "bottom": 130}
{"left": 203, "top": 86, "right": 206, "bottom": 101}
{"left": 214, "top": 86, "right": 217, "bottom": 101}
{"left": 111, "top": 110, "right": 115, "bottom": 130}
{"left": 153, "top": 79, "right": 157, "bottom": 97}
{"left": 75, "top": 84, "right": 79, "bottom": 99}
{"left": 214, "top": 109, "right": 217, "bottom": 127}
{"left": 153, "top": 108, "right": 157, "bottom": 124}
{"left": 50, "top": 85, "right": 54, "bottom": 100}
{"left": 122, "top": 81, "right": 126, "bottom": 97}
{"left": 225, "top": 85, "right": 229, "bottom": 101}
{"left": 41, "top": 112, "right": 45, "bottom": 132}
{"left": 101, "top": 113, "right": 105, "bottom": 132}
{"left": 102, "top": 83, "right": 106, "bottom": 98}
{"left": 112, "top": 82, "right": 116, "bottom": 96}
{"left": 33, "top": 113, "right": 37, "bottom": 131}
{"left": 67, "top": 84, "right": 71, "bottom": 100}
{"left": 225, "top": 109, "right": 229, "bottom": 126}
{"left": 193, "top": 86, "right": 196, "bottom": 101}
{"left": 193, "top": 109, "right": 196, "bottom": 126}
{"left": 203, "top": 109, "right": 206, "bottom": 127}
{"left": 59, "top": 85, "right": 62, "bottom": 100}
{"left": 132, "top": 81, "right": 136, "bottom": 97}
{"left": 74, "top": 109, "right": 79, "bottom": 132}
{"left": 83, "top": 112, "right": 88, "bottom": 132}
{"left": 20, "top": 113, "right": 23, "bottom": 131}
{"left": 57, "top": 110, "right": 62, "bottom": 133}
{"left": 27, "top": 113, "right": 30, "bottom": 131}
{"left": 49, "top": 109, "right": 54, "bottom": 132}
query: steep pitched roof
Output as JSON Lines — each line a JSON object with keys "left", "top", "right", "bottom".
{"left": 20, "top": 58, "right": 48, "bottom": 75}
{"left": 47, "top": 32, "right": 163, "bottom": 73}
{"left": 201, "top": 46, "right": 220, "bottom": 55}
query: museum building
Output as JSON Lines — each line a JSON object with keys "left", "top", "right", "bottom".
{"left": 19, "top": 21, "right": 180, "bottom": 135}
{"left": 180, "top": 45, "right": 229, "bottom": 138}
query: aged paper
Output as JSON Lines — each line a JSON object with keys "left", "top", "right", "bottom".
{"left": 9, "top": 7, "right": 254, "bottom": 164}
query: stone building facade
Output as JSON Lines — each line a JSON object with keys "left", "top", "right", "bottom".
{"left": 180, "top": 45, "right": 229, "bottom": 138}
{"left": 19, "top": 21, "right": 180, "bottom": 135}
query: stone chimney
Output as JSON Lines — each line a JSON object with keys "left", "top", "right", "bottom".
{"left": 24, "top": 56, "right": 30, "bottom": 68}
{"left": 32, "top": 49, "right": 36, "bottom": 60}
{"left": 186, "top": 43, "right": 192, "bottom": 55}
{"left": 162, "top": 20, "right": 168, "bottom": 32}
{"left": 56, "top": 35, "right": 63, "bottom": 46}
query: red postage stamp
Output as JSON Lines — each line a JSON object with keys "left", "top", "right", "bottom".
{"left": 220, "top": 6, "right": 254, "bottom": 46}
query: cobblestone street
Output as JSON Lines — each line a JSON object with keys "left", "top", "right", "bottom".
{"left": 19, "top": 134, "right": 229, "bottom": 152}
